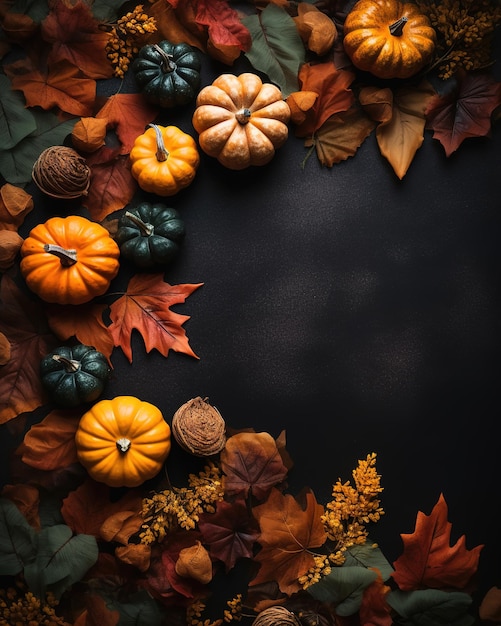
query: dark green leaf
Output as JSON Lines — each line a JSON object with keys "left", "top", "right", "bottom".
{"left": 344, "top": 541, "right": 394, "bottom": 581}
{"left": 387, "top": 589, "right": 475, "bottom": 626}
{"left": 107, "top": 590, "right": 165, "bottom": 626}
{"left": 0, "top": 498, "right": 37, "bottom": 576}
{"left": 9, "top": 0, "right": 49, "bottom": 22}
{"left": 0, "top": 75, "right": 38, "bottom": 150}
{"left": 241, "top": 4, "right": 305, "bottom": 98}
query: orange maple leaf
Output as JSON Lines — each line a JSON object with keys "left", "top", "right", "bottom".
{"left": 251, "top": 488, "right": 327, "bottom": 596}
{"left": 46, "top": 303, "right": 114, "bottom": 362}
{"left": 392, "top": 493, "right": 483, "bottom": 591}
{"left": 108, "top": 273, "right": 202, "bottom": 362}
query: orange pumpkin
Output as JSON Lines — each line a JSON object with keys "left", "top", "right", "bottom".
{"left": 20, "top": 215, "right": 120, "bottom": 305}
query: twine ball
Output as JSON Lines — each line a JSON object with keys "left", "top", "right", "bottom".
{"left": 171, "top": 396, "right": 226, "bottom": 456}
{"left": 32, "top": 146, "right": 91, "bottom": 198}
{"left": 252, "top": 606, "right": 302, "bottom": 626}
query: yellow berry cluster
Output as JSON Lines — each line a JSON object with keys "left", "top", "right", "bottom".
{"left": 416, "top": 0, "right": 501, "bottom": 79}
{"left": 186, "top": 599, "right": 223, "bottom": 626}
{"left": 104, "top": 5, "right": 157, "bottom": 78}
{"left": 0, "top": 586, "right": 70, "bottom": 626}
{"left": 299, "top": 453, "right": 384, "bottom": 589}
{"left": 223, "top": 594, "right": 243, "bottom": 622}
{"left": 139, "top": 463, "right": 225, "bottom": 544}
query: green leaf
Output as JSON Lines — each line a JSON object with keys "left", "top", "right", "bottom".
{"left": 0, "top": 75, "right": 38, "bottom": 150}
{"left": 241, "top": 4, "right": 305, "bottom": 98}
{"left": 90, "top": 0, "right": 129, "bottom": 23}
{"left": 23, "top": 524, "right": 98, "bottom": 599}
{"left": 107, "top": 590, "right": 165, "bottom": 626}
{"left": 307, "top": 565, "right": 378, "bottom": 616}
{"left": 0, "top": 110, "right": 77, "bottom": 184}
{"left": 9, "top": 0, "right": 49, "bottom": 22}
{"left": 0, "top": 498, "right": 37, "bottom": 576}
{"left": 387, "top": 589, "right": 475, "bottom": 626}
{"left": 344, "top": 541, "right": 394, "bottom": 581}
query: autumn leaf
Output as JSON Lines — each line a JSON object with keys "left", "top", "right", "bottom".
{"left": 220, "top": 431, "right": 289, "bottom": 501}
{"left": 100, "top": 510, "right": 144, "bottom": 545}
{"left": 148, "top": 0, "right": 207, "bottom": 52}
{"left": 41, "top": 0, "right": 113, "bottom": 80}
{"left": 95, "top": 94, "right": 159, "bottom": 154}
{"left": 425, "top": 71, "right": 501, "bottom": 157}
{"left": 73, "top": 593, "right": 120, "bottom": 626}
{"left": 375, "top": 82, "right": 435, "bottom": 180}
{"left": 359, "top": 86, "right": 394, "bottom": 124}
{"left": 0, "top": 331, "right": 10, "bottom": 364}
{"left": 392, "top": 493, "right": 483, "bottom": 591}
{"left": 293, "top": 3, "right": 337, "bottom": 56}
{"left": 61, "top": 479, "right": 143, "bottom": 536}
{"left": 0, "top": 275, "right": 58, "bottom": 424}
{"left": 308, "top": 107, "right": 376, "bottom": 167}
{"left": 479, "top": 586, "right": 501, "bottom": 622}
{"left": 108, "top": 274, "right": 202, "bottom": 362}
{"left": 21, "top": 409, "right": 82, "bottom": 471}
{"left": 286, "top": 90, "right": 318, "bottom": 125}
{"left": 251, "top": 488, "right": 327, "bottom": 595}
{"left": 198, "top": 498, "right": 260, "bottom": 571}
{"left": 46, "top": 303, "right": 114, "bottom": 362}
{"left": 294, "top": 61, "right": 355, "bottom": 137}
{"left": 4, "top": 56, "right": 96, "bottom": 117}
{"left": 0, "top": 182, "right": 34, "bottom": 231}
{"left": 359, "top": 572, "right": 392, "bottom": 626}
{"left": 1, "top": 483, "right": 41, "bottom": 530}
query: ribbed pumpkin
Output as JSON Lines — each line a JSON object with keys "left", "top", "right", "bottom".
{"left": 132, "top": 40, "right": 201, "bottom": 108}
{"left": 129, "top": 123, "right": 200, "bottom": 196}
{"left": 20, "top": 215, "right": 120, "bottom": 305}
{"left": 75, "top": 396, "right": 171, "bottom": 488}
{"left": 343, "top": 0, "right": 436, "bottom": 79}
{"left": 192, "top": 73, "right": 291, "bottom": 170}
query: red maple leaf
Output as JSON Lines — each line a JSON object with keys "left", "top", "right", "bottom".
{"left": 108, "top": 274, "right": 202, "bottom": 362}
{"left": 392, "top": 493, "right": 483, "bottom": 591}
{"left": 425, "top": 71, "right": 501, "bottom": 157}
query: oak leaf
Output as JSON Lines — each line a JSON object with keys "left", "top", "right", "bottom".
{"left": 375, "top": 83, "right": 435, "bottom": 179}
{"left": 46, "top": 303, "right": 114, "bottom": 362}
{"left": 41, "top": 0, "right": 113, "bottom": 80}
{"left": 0, "top": 275, "right": 58, "bottom": 424}
{"left": 198, "top": 498, "right": 260, "bottom": 571}
{"left": 108, "top": 274, "right": 202, "bottom": 362}
{"left": 425, "top": 71, "right": 501, "bottom": 157}
{"left": 294, "top": 61, "right": 355, "bottom": 137}
{"left": 21, "top": 409, "right": 82, "bottom": 471}
{"left": 392, "top": 493, "right": 483, "bottom": 591}
{"left": 251, "top": 488, "right": 327, "bottom": 595}
{"left": 220, "top": 431, "right": 288, "bottom": 500}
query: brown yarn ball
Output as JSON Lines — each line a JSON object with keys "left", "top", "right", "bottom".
{"left": 252, "top": 606, "right": 302, "bottom": 626}
{"left": 171, "top": 396, "right": 226, "bottom": 456}
{"left": 32, "top": 146, "right": 91, "bottom": 198}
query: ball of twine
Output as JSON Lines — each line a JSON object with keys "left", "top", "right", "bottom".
{"left": 32, "top": 146, "right": 91, "bottom": 199}
{"left": 251, "top": 606, "right": 302, "bottom": 626}
{"left": 171, "top": 396, "right": 226, "bottom": 456}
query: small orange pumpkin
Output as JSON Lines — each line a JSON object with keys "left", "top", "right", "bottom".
{"left": 75, "top": 395, "right": 171, "bottom": 488}
{"left": 192, "top": 73, "right": 291, "bottom": 170}
{"left": 20, "top": 215, "right": 120, "bottom": 305}
{"left": 129, "top": 123, "right": 200, "bottom": 196}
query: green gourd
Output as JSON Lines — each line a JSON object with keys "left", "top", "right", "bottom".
{"left": 116, "top": 203, "right": 185, "bottom": 268}
{"left": 132, "top": 40, "right": 201, "bottom": 108}
{"left": 40, "top": 344, "right": 111, "bottom": 408}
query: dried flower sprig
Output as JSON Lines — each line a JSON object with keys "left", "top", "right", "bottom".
{"left": 102, "top": 5, "right": 157, "bottom": 78}
{"left": 139, "top": 462, "right": 225, "bottom": 544}
{"left": 416, "top": 0, "right": 501, "bottom": 79}
{"left": 0, "top": 584, "right": 70, "bottom": 626}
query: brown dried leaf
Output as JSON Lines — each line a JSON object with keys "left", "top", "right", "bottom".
{"left": 0, "top": 230, "right": 23, "bottom": 270}
{"left": 72, "top": 116, "right": 107, "bottom": 153}
{"left": 115, "top": 543, "right": 151, "bottom": 572}
{"left": 100, "top": 510, "right": 144, "bottom": 544}
{"left": 479, "top": 587, "right": 501, "bottom": 622}
{"left": 286, "top": 90, "right": 318, "bottom": 125}
{"left": 359, "top": 86, "right": 394, "bottom": 124}
{"left": 0, "top": 331, "right": 10, "bottom": 364}
{"left": 0, "top": 12, "right": 39, "bottom": 43}
{"left": 1, "top": 483, "right": 41, "bottom": 529}
{"left": 294, "top": 3, "right": 337, "bottom": 56}
{"left": 0, "top": 183, "right": 34, "bottom": 231}
{"left": 175, "top": 540, "right": 213, "bottom": 584}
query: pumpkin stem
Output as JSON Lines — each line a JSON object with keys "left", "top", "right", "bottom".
{"left": 43, "top": 244, "right": 78, "bottom": 267}
{"left": 52, "top": 354, "right": 80, "bottom": 372}
{"left": 389, "top": 16, "right": 408, "bottom": 36}
{"left": 153, "top": 43, "right": 177, "bottom": 73}
{"left": 116, "top": 437, "right": 131, "bottom": 453}
{"left": 148, "top": 123, "right": 169, "bottom": 162}
{"left": 124, "top": 210, "right": 154, "bottom": 236}
{"left": 235, "top": 108, "right": 252, "bottom": 125}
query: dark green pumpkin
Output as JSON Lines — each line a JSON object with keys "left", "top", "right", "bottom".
{"left": 40, "top": 344, "right": 110, "bottom": 408}
{"left": 116, "top": 203, "right": 185, "bottom": 268}
{"left": 132, "top": 40, "right": 201, "bottom": 108}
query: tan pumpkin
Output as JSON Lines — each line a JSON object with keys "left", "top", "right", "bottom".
{"left": 75, "top": 396, "right": 171, "bottom": 488}
{"left": 20, "top": 215, "right": 120, "bottom": 305}
{"left": 192, "top": 73, "right": 291, "bottom": 170}
{"left": 343, "top": 0, "right": 436, "bottom": 79}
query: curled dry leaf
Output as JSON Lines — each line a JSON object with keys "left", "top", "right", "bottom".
{"left": 359, "top": 86, "right": 394, "bottom": 124}
{"left": 100, "top": 510, "right": 144, "bottom": 544}
{"left": 175, "top": 540, "right": 213, "bottom": 584}
{"left": 0, "top": 331, "right": 10, "bottom": 365}
{"left": 479, "top": 586, "right": 501, "bottom": 622}
{"left": 286, "top": 90, "right": 318, "bottom": 125}
{"left": 115, "top": 543, "right": 151, "bottom": 572}
{"left": 0, "top": 183, "right": 33, "bottom": 230}
{"left": 293, "top": 3, "right": 337, "bottom": 56}
{"left": 0, "top": 230, "right": 23, "bottom": 270}
{"left": 72, "top": 117, "right": 108, "bottom": 153}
